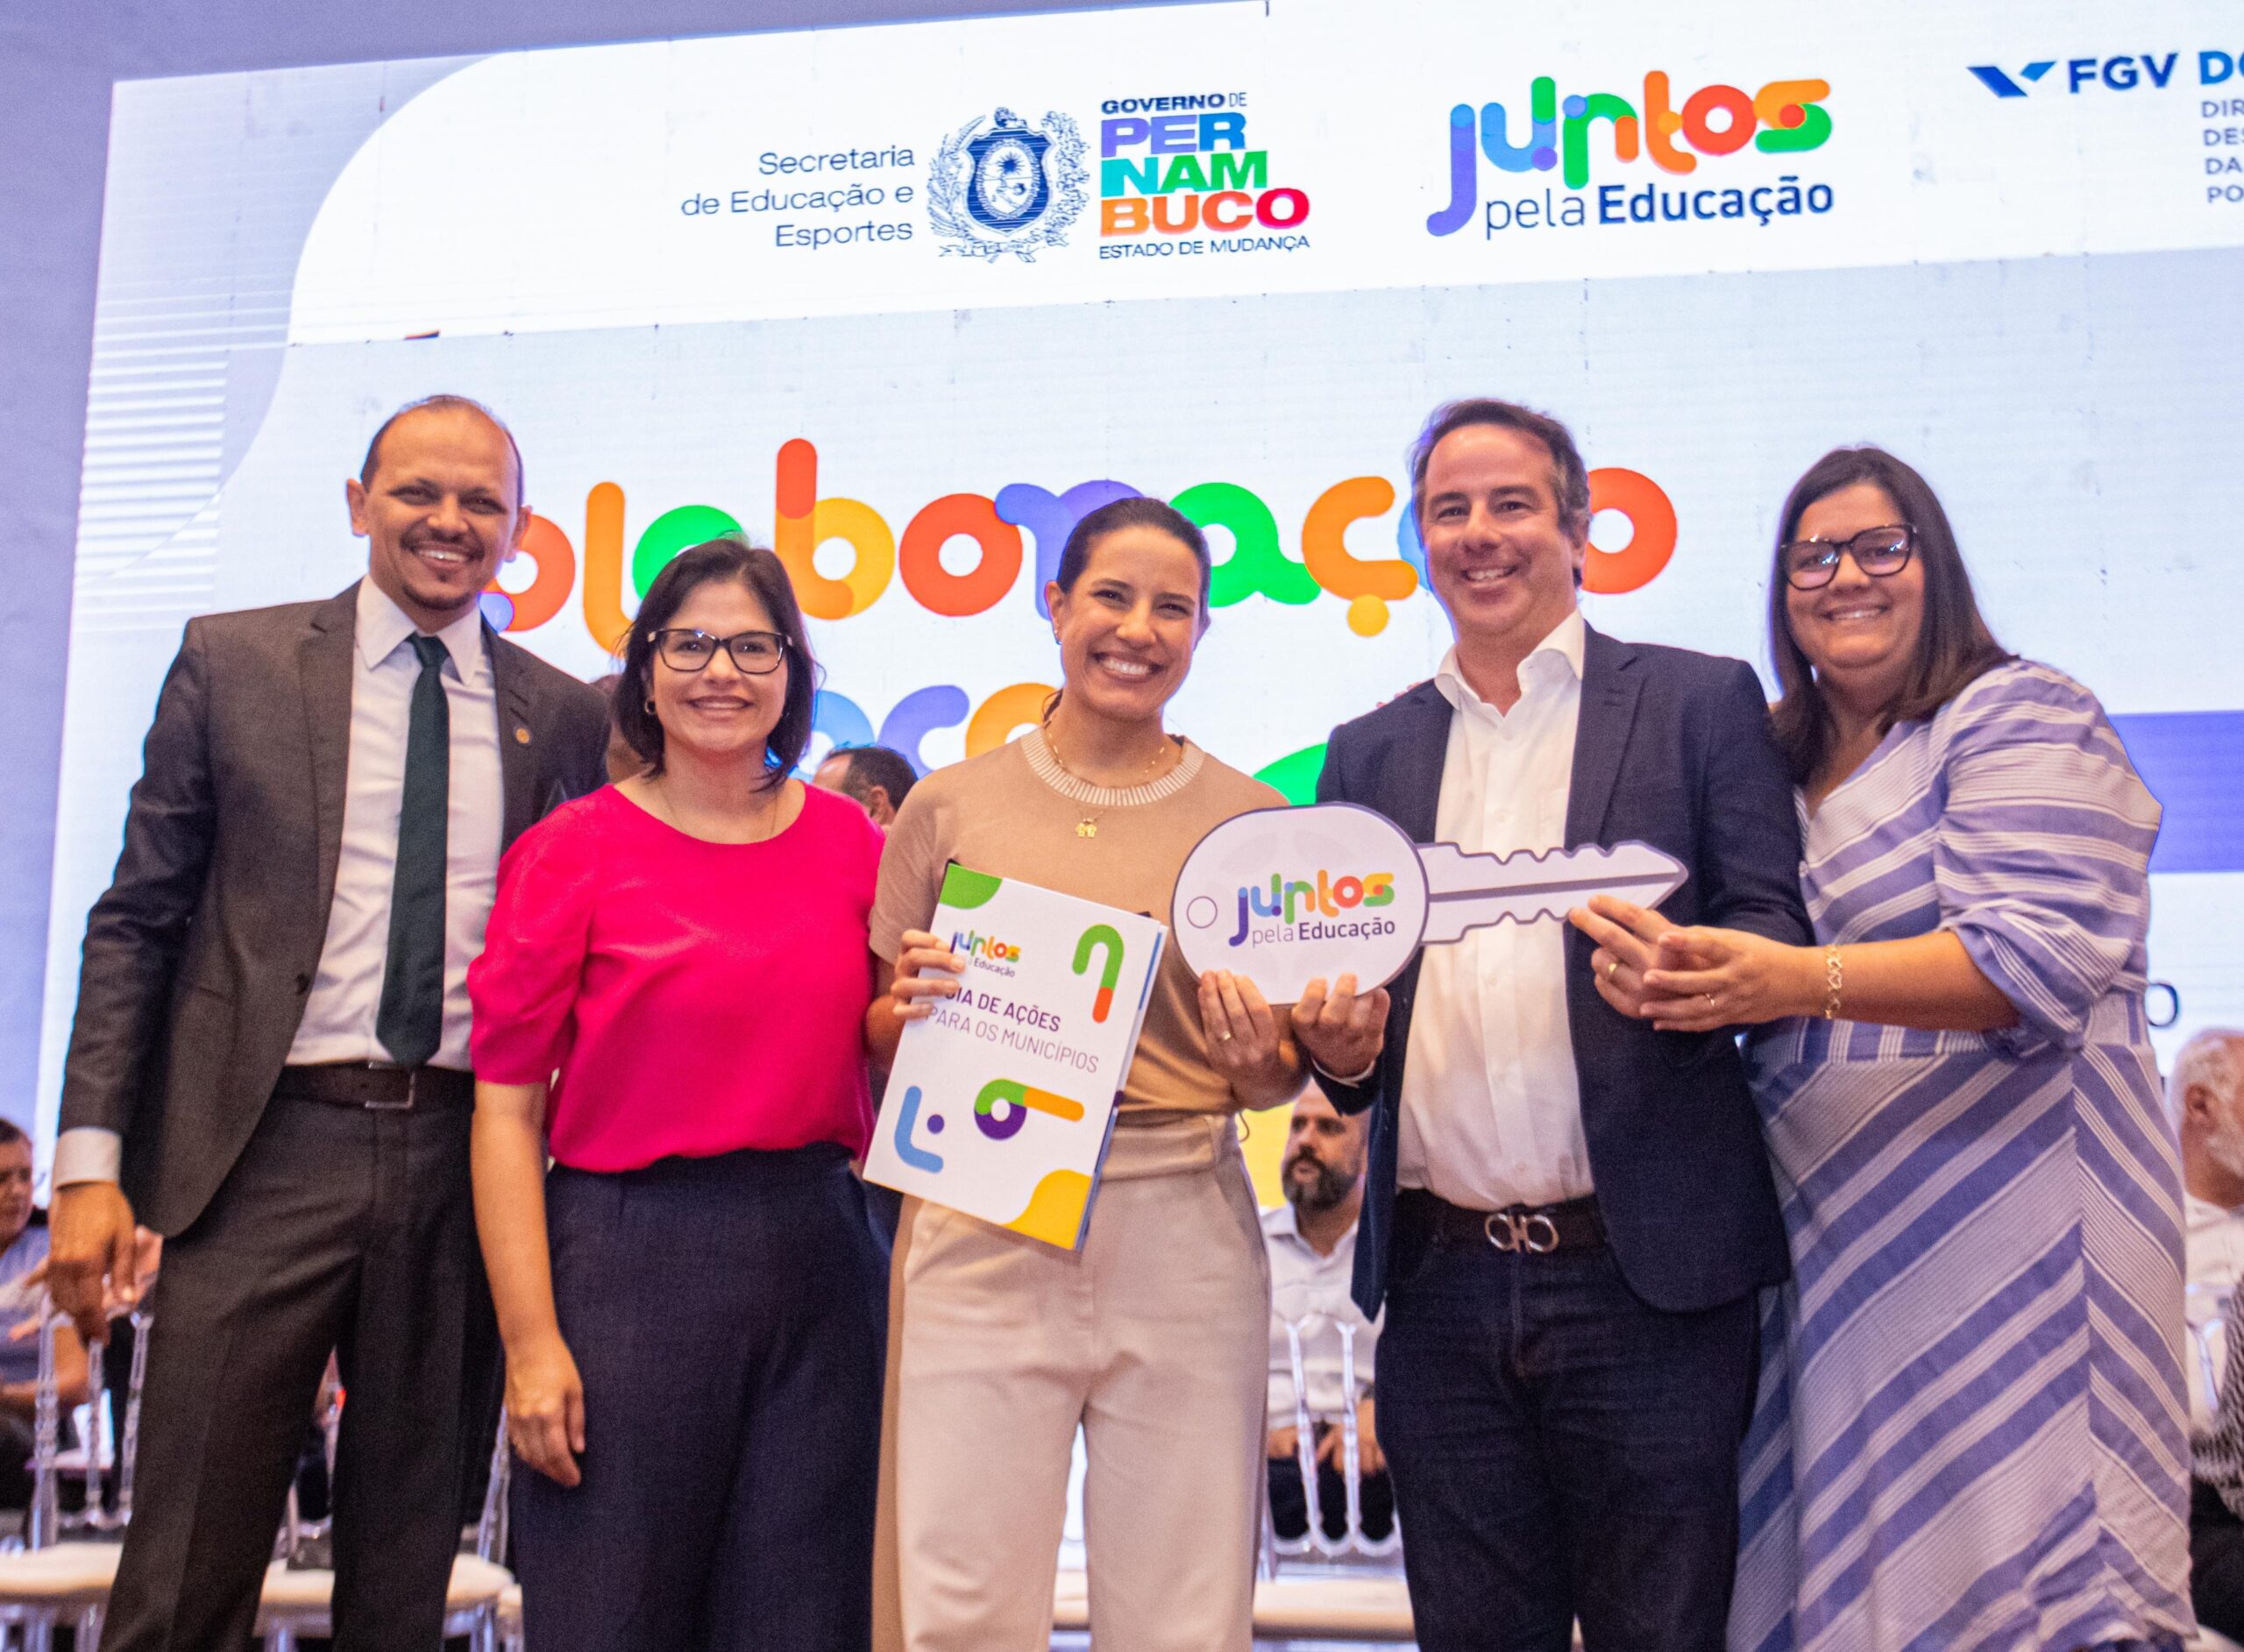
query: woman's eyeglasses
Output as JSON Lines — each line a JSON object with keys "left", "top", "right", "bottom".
{"left": 651, "top": 628, "right": 789, "bottom": 675}
{"left": 1782, "top": 526, "right": 1914, "bottom": 591}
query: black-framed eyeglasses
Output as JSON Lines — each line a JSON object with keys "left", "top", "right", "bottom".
{"left": 1781, "top": 525, "right": 1915, "bottom": 591}
{"left": 651, "top": 628, "right": 789, "bottom": 675}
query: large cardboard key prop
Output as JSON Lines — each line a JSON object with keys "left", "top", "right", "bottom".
{"left": 1170, "top": 803, "right": 1687, "bottom": 1004}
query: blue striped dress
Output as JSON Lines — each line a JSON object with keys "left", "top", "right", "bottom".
{"left": 1730, "top": 662, "right": 2193, "bottom": 1652}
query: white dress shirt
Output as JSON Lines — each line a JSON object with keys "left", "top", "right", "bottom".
{"left": 1395, "top": 608, "right": 1589, "bottom": 1211}
{"left": 54, "top": 579, "right": 503, "bottom": 1187}
{"left": 2186, "top": 1192, "right": 2244, "bottom": 1447}
{"left": 287, "top": 579, "right": 502, "bottom": 1069}
{"left": 1265, "top": 1201, "right": 1381, "bottom": 1430}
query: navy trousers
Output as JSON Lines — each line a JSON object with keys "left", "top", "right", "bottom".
{"left": 515, "top": 1145, "right": 888, "bottom": 1652}
{"left": 1376, "top": 1193, "right": 1758, "bottom": 1652}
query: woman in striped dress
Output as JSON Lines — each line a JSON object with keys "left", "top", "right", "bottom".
{"left": 1570, "top": 447, "right": 2191, "bottom": 1650}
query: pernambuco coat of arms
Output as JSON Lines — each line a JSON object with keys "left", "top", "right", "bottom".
{"left": 928, "top": 108, "right": 1089, "bottom": 262}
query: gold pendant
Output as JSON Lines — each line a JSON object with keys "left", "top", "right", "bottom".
{"left": 1076, "top": 818, "right": 1098, "bottom": 839}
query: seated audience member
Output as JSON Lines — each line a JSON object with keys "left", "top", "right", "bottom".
{"left": 2173, "top": 1028, "right": 2244, "bottom": 1637}
{"left": 813, "top": 743, "right": 918, "bottom": 827}
{"left": 1265, "top": 1091, "right": 1391, "bottom": 1543}
{"left": 2198, "top": 1294, "right": 2244, "bottom": 1642}
{"left": 0, "top": 1121, "right": 89, "bottom": 1508}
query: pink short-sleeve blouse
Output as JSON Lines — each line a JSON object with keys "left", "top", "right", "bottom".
{"left": 468, "top": 783, "right": 883, "bottom": 1171}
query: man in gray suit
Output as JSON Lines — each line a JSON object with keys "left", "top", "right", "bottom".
{"left": 46, "top": 395, "right": 609, "bottom": 1650}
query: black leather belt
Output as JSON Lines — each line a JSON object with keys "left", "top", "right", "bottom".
{"left": 273, "top": 1063, "right": 474, "bottom": 1111}
{"left": 1398, "top": 1188, "right": 1605, "bottom": 1255}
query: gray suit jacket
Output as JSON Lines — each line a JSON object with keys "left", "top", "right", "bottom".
{"left": 58, "top": 582, "right": 610, "bottom": 1236}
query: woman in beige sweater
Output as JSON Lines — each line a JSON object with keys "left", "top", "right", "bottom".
{"left": 867, "top": 497, "right": 1328, "bottom": 1652}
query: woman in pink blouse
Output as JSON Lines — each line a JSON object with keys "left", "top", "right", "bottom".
{"left": 468, "top": 539, "right": 889, "bottom": 1652}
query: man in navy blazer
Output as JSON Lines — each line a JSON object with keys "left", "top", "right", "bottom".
{"left": 1290, "top": 399, "right": 1810, "bottom": 1652}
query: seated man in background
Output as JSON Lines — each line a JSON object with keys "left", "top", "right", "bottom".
{"left": 812, "top": 743, "right": 918, "bottom": 828}
{"left": 2172, "top": 1028, "right": 2244, "bottom": 1638}
{"left": 1265, "top": 1089, "right": 1392, "bottom": 1542}
{"left": 0, "top": 1120, "right": 89, "bottom": 1509}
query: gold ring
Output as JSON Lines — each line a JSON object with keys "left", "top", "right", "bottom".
{"left": 1605, "top": 960, "right": 1620, "bottom": 982}
{"left": 1704, "top": 993, "right": 1716, "bottom": 1006}
{"left": 1217, "top": 1031, "right": 1233, "bottom": 1043}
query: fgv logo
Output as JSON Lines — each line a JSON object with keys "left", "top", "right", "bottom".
{"left": 1430, "top": 69, "right": 1831, "bottom": 231}
{"left": 1967, "top": 61, "right": 2056, "bottom": 97}
{"left": 1228, "top": 870, "right": 1396, "bottom": 947}
{"left": 952, "top": 929, "right": 1023, "bottom": 964}
{"left": 1969, "top": 53, "right": 2205, "bottom": 96}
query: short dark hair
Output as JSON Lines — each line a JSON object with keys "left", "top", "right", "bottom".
{"left": 0, "top": 1119, "right": 25, "bottom": 1150}
{"left": 614, "top": 538, "right": 818, "bottom": 787}
{"left": 826, "top": 745, "right": 920, "bottom": 809}
{"left": 1767, "top": 446, "right": 2012, "bottom": 785}
{"left": 1054, "top": 496, "right": 1211, "bottom": 612}
{"left": 359, "top": 394, "right": 525, "bottom": 508}
{"left": 1045, "top": 497, "right": 1213, "bottom": 725}
{"left": 1409, "top": 397, "right": 1592, "bottom": 543}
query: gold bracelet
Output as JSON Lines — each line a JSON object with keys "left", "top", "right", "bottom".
{"left": 1821, "top": 944, "right": 1843, "bottom": 1021}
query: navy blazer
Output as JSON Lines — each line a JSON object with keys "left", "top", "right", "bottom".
{"left": 1315, "top": 624, "right": 1810, "bottom": 1319}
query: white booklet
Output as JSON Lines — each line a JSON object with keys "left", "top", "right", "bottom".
{"left": 864, "top": 863, "right": 1165, "bottom": 1251}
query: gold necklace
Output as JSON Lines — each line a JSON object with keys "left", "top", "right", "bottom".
{"left": 650, "top": 770, "right": 784, "bottom": 843}
{"left": 1040, "top": 723, "right": 1175, "bottom": 839}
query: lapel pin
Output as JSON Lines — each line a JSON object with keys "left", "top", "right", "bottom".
{"left": 515, "top": 727, "right": 531, "bottom": 745}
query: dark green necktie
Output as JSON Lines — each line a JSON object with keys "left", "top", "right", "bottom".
{"left": 375, "top": 633, "right": 451, "bottom": 1067}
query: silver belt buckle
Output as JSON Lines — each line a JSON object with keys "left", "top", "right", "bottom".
{"left": 366, "top": 1066, "right": 415, "bottom": 1111}
{"left": 1484, "top": 1209, "right": 1561, "bottom": 1254}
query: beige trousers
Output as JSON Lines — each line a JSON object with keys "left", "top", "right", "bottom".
{"left": 891, "top": 1112, "right": 1270, "bottom": 1652}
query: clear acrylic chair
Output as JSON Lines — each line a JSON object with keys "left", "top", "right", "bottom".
{"left": 2189, "top": 1280, "right": 2233, "bottom": 1413}
{"left": 256, "top": 1404, "right": 514, "bottom": 1651}
{"left": 0, "top": 1301, "right": 146, "bottom": 1651}
{"left": 1251, "top": 1311, "right": 1415, "bottom": 1645}
{"left": 1261, "top": 1307, "right": 1401, "bottom": 1570}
